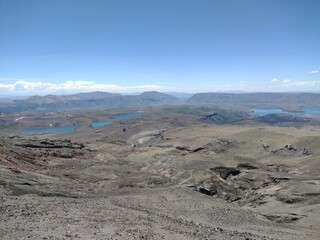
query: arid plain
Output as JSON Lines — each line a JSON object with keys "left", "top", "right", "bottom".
{"left": 1, "top": 104, "right": 320, "bottom": 240}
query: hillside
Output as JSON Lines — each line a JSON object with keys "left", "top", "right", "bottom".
{"left": 0, "top": 91, "right": 179, "bottom": 113}
{"left": 1, "top": 116, "right": 320, "bottom": 239}
{"left": 2, "top": 91, "right": 320, "bottom": 113}
{"left": 188, "top": 92, "right": 320, "bottom": 106}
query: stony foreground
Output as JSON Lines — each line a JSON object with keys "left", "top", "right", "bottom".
{"left": 1, "top": 123, "right": 320, "bottom": 239}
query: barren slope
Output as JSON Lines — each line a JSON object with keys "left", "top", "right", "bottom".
{"left": 1, "top": 116, "right": 320, "bottom": 239}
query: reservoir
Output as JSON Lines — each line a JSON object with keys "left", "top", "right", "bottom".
{"left": 251, "top": 105, "right": 320, "bottom": 116}
{"left": 303, "top": 106, "right": 320, "bottom": 115}
{"left": 22, "top": 126, "right": 79, "bottom": 135}
{"left": 251, "top": 106, "right": 289, "bottom": 116}
{"left": 112, "top": 112, "right": 144, "bottom": 119}
{"left": 22, "top": 112, "right": 145, "bottom": 134}
{"left": 90, "top": 121, "right": 112, "bottom": 128}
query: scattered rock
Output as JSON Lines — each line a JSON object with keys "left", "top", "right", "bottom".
{"left": 237, "top": 163, "right": 258, "bottom": 170}
{"left": 262, "top": 213, "right": 304, "bottom": 223}
{"left": 210, "top": 166, "right": 241, "bottom": 180}
{"left": 262, "top": 143, "right": 270, "bottom": 151}
{"left": 127, "top": 129, "right": 166, "bottom": 146}
{"left": 271, "top": 144, "right": 313, "bottom": 156}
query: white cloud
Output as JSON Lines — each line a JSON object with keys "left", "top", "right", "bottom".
{"left": 281, "top": 79, "right": 319, "bottom": 87}
{"left": 0, "top": 80, "right": 166, "bottom": 95}
{"left": 282, "top": 79, "right": 292, "bottom": 84}
{"left": 309, "top": 70, "right": 319, "bottom": 74}
{"left": 1, "top": 78, "right": 319, "bottom": 96}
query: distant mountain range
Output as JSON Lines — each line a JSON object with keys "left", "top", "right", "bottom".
{"left": 188, "top": 92, "right": 320, "bottom": 106}
{"left": 0, "top": 91, "right": 179, "bottom": 113}
{"left": 1, "top": 91, "right": 320, "bottom": 113}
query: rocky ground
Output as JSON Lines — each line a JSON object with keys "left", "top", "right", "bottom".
{"left": 1, "top": 109, "right": 320, "bottom": 239}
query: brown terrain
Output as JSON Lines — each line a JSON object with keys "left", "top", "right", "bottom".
{"left": 1, "top": 106, "right": 320, "bottom": 239}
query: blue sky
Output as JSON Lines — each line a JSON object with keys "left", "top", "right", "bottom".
{"left": 0, "top": 0, "right": 320, "bottom": 95}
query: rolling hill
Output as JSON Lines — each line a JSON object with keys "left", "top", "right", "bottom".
{"left": 188, "top": 92, "right": 320, "bottom": 106}
{"left": 0, "top": 91, "right": 179, "bottom": 113}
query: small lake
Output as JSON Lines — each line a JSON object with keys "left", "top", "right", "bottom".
{"left": 251, "top": 105, "right": 320, "bottom": 116}
{"left": 112, "top": 112, "right": 144, "bottom": 119}
{"left": 90, "top": 121, "right": 112, "bottom": 128}
{"left": 22, "top": 112, "right": 145, "bottom": 135}
{"left": 251, "top": 106, "right": 289, "bottom": 116}
{"left": 22, "top": 126, "right": 79, "bottom": 135}
{"left": 303, "top": 106, "right": 320, "bottom": 115}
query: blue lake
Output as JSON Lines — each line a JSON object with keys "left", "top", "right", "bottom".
{"left": 251, "top": 105, "right": 320, "bottom": 116}
{"left": 303, "top": 106, "right": 320, "bottom": 115}
{"left": 251, "top": 107, "right": 288, "bottom": 116}
{"left": 112, "top": 112, "right": 144, "bottom": 119}
{"left": 22, "top": 112, "right": 146, "bottom": 134}
{"left": 90, "top": 121, "right": 112, "bottom": 128}
{"left": 22, "top": 126, "right": 79, "bottom": 135}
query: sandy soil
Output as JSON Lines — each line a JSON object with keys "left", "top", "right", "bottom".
{"left": 1, "top": 109, "right": 320, "bottom": 239}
